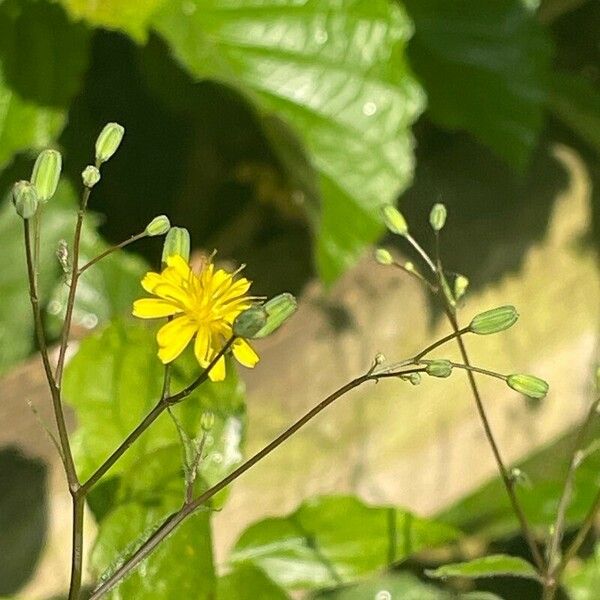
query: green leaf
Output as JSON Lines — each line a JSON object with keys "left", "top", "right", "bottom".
{"left": 565, "top": 542, "right": 600, "bottom": 600}
{"left": 549, "top": 71, "right": 600, "bottom": 155}
{"left": 230, "top": 494, "right": 460, "bottom": 590}
{"left": 0, "top": 0, "right": 89, "bottom": 169}
{"left": 63, "top": 319, "right": 246, "bottom": 486}
{"left": 403, "top": 0, "right": 552, "bottom": 168}
{"left": 217, "top": 565, "right": 290, "bottom": 600}
{"left": 426, "top": 555, "right": 539, "bottom": 581}
{"left": 152, "top": 0, "right": 425, "bottom": 283}
{"left": 59, "top": 0, "right": 167, "bottom": 42}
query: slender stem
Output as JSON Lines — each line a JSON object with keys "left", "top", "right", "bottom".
{"left": 68, "top": 495, "right": 85, "bottom": 600}
{"left": 546, "top": 398, "right": 600, "bottom": 574}
{"left": 32, "top": 207, "right": 43, "bottom": 289}
{"left": 412, "top": 328, "right": 469, "bottom": 362}
{"left": 186, "top": 431, "right": 208, "bottom": 505}
{"left": 80, "top": 339, "right": 235, "bottom": 494}
{"left": 405, "top": 233, "right": 437, "bottom": 273}
{"left": 419, "top": 359, "right": 508, "bottom": 382}
{"left": 24, "top": 221, "right": 79, "bottom": 489}
{"left": 392, "top": 261, "right": 437, "bottom": 293}
{"left": 88, "top": 366, "right": 425, "bottom": 599}
{"left": 55, "top": 187, "right": 91, "bottom": 384}
{"left": 78, "top": 232, "right": 146, "bottom": 276}
{"left": 444, "top": 306, "right": 545, "bottom": 571}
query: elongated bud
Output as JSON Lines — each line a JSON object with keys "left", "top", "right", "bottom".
{"left": 381, "top": 205, "right": 408, "bottom": 236}
{"left": 507, "top": 374, "right": 549, "bottom": 400}
{"left": 252, "top": 293, "right": 297, "bottom": 338}
{"left": 82, "top": 165, "right": 101, "bottom": 189}
{"left": 454, "top": 274, "right": 469, "bottom": 301}
{"left": 162, "top": 227, "right": 190, "bottom": 264}
{"left": 233, "top": 305, "right": 268, "bottom": 338}
{"left": 201, "top": 412, "right": 215, "bottom": 432}
{"left": 95, "top": 122, "right": 124, "bottom": 164}
{"left": 469, "top": 306, "right": 519, "bottom": 335}
{"left": 425, "top": 360, "right": 453, "bottom": 378}
{"left": 31, "top": 149, "right": 61, "bottom": 202}
{"left": 375, "top": 248, "right": 393, "bottom": 265}
{"left": 145, "top": 215, "right": 171, "bottom": 237}
{"left": 12, "top": 181, "right": 39, "bottom": 219}
{"left": 429, "top": 203, "right": 447, "bottom": 232}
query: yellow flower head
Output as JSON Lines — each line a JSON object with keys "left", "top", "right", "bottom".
{"left": 132, "top": 254, "right": 259, "bottom": 382}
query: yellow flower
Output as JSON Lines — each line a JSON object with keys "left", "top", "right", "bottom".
{"left": 132, "top": 254, "right": 259, "bottom": 382}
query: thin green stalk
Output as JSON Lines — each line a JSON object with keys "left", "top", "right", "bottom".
{"left": 78, "top": 232, "right": 146, "bottom": 276}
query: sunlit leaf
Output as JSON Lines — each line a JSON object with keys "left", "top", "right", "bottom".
{"left": 404, "top": 0, "right": 552, "bottom": 168}
{"left": 152, "top": 0, "right": 425, "bottom": 283}
{"left": 218, "top": 564, "right": 289, "bottom": 600}
{"left": 426, "top": 555, "right": 539, "bottom": 581}
{"left": 230, "top": 494, "right": 460, "bottom": 590}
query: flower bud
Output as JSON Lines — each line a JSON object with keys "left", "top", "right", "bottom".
{"left": 233, "top": 305, "right": 268, "bottom": 338}
{"left": 31, "top": 149, "right": 61, "bottom": 202}
{"left": 381, "top": 205, "right": 408, "bottom": 236}
{"left": 253, "top": 293, "right": 297, "bottom": 338}
{"left": 12, "top": 181, "right": 39, "bottom": 219}
{"left": 374, "top": 353, "right": 386, "bottom": 366}
{"left": 95, "top": 122, "right": 124, "bottom": 164}
{"left": 145, "top": 215, "right": 171, "bottom": 237}
{"left": 201, "top": 412, "right": 215, "bottom": 432}
{"left": 56, "top": 239, "right": 69, "bottom": 273}
{"left": 82, "top": 165, "right": 101, "bottom": 189}
{"left": 162, "top": 227, "right": 190, "bottom": 264}
{"left": 375, "top": 248, "right": 393, "bottom": 265}
{"left": 425, "top": 360, "right": 453, "bottom": 378}
{"left": 429, "top": 203, "right": 447, "bottom": 232}
{"left": 469, "top": 305, "right": 519, "bottom": 335}
{"left": 408, "top": 372, "right": 421, "bottom": 386}
{"left": 404, "top": 261, "right": 415, "bottom": 273}
{"left": 454, "top": 274, "right": 469, "bottom": 301}
{"left": 507, "top": 374, "right": 549, "bottom": 400}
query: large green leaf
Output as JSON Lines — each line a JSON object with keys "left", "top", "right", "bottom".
{"left": 152, "top": 0, "right": 425, "bottom": 283}
{"left": 426, "top": 555, "right": 539, "bottom": 582}
{"left": 63, "top": 319, "right": 246, "bottom": 486}
{"left": 59, "top": 0, "right": 166, "bottom": 41}
{"left": 218, "top": 565, "right": 290, "bottom": 600}
{"left": 92, "top": 448, "right": 215, "bottom": 599}
{"left": 403, "top": 0, "right": 552, "bottom": 168}
{"left": 230, "top": 494, "right": 460, "bottom": 591}
{"left": 0, "top": 0, "right": 89, "bottom": 169}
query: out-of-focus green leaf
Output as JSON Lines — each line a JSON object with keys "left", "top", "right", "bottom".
{"left": 92, "top": 489, "right": 215, "bottom": 599}
{"left": 152, "top": 0, "right": 425, "bottom": 283}
{"left": 0, "top": 449, "right": 46, "bottom": 595}
{"left": 550, "top": 71, "right": 600, "bottom": 155}
{"left": 0, "top": 0, "right": 89, "bottom": 169}
{"left": 63, "top": 319, "right": 246, "bottom": 486}
{"left": 438, "top": 420, "right": 600, "bottom": 540}
{"left": 404, "top": 0, "right": 552, "bottom": 168}
{"left": 59, "top": 0, "right": 166, "bottom": 41}
{"left": 230, "top": 495, "right": 460, "bottom": 591}
{"left": 565, "top": 542, "right": 600, "bottom": 600}
{"left": 426, "top": 555, "right": 539, "bottom": 581}
{"left": 217, "top": 565, "right": 289, "bottom": 600}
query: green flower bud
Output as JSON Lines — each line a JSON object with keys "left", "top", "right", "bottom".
{"left": 454, "top": 274, "right": 469, "bottom": 301}
{"left": 469, "top": 305, "right": 519, "bottom": 335}
{"left": 425, "top": 360, "right": 453, "bottom": 378}
{"left": 381, "top": 205, "right": 408, "bottom": 236}
{"left": 375, "top": 248, "right": 393, "bottom": 265}
{"left": 31, "top": 149, "right": 61, "bottom": 202}
{"left": 253, "top": 293, "right": 297, "bottom": 338}
{"left": 404, "top": 261, "right": 415, "bottom": 272}
{"left": 233, "top": 305, "right": 268, "bottom": 338}
{"left": 95, "top": 122, "right": 124, "bottom": 164}
{"left": 12, "top": 181, "right": 39, "bottom": 219}
{"left": 507, "top": 374, "right": 549, "bottom": 400}
{"left": 374, "top": 353, "right": 386, "bottom": 365}
{"left": 201, "top": 412, "right": 215, "bottom": 432}
{"left": 81, "top": 165, "right": 101, "bottom": 189}
{"left": 145, "top": 215, "right": 171, "bottom": 237}
{"left": 162, "top": 227, "right": 190, "bottom": 264}
{"left": 408, "top": 372, "right": 421, "bottom": 386}
{"left": 429, "top": 203, "right": 447, "bottom": 232}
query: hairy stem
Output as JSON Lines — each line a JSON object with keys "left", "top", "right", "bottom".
{"left": 68, "top": 495, "right": 85, "bottom": 600}
{"left": 88, "top": 366, "right": 425, "bottom": 598}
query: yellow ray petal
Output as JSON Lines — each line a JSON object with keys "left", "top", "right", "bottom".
{"left": 194, "top": 327, "right": 210, "bottom": 365}
{"left": 132, "top": 298, "right": 183, "bottom": 319}
{"left": 232, "top": 339, "right": 259, "bottom": 368}
{"left": 153, "top": 282, "right": 193, "bottom": 309}
{"left": 157, "top": 316, "right": 197, "bottom": 363}
{"left": 141, "top": 272, "right": 162, "bottom": 294}
{"left": 166, "top": 255, "right": 192, "bottom": 280}
{"left": 207, "top": 355, "right": 226, "bottom": 382}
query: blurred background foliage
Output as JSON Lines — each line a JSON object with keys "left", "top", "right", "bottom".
{"left": 0, "top": 0, "right": 599, "bottom": 598}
